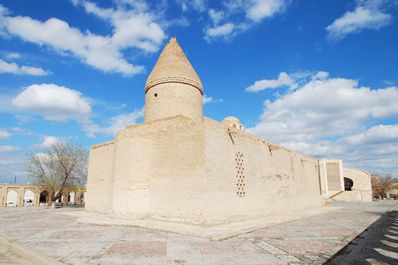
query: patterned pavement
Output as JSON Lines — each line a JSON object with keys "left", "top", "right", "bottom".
{"left": 0, "top": 201, "right": 396, "bottom": 265}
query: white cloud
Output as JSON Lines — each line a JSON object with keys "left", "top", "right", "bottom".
{"left": 0, "top": 145, "right": 20, "bottom": 153}
{"left": 280, "top": 141, "right": 344, "bottom": 157}
{"left": 4, "top": 82, "right": 143, "bottom": 137}
{"left": 203, "top": 95, "right": 223, "bottom": 104}
{"left": 0, "top": 59, "right": 48, "bottom": 76}
{"left": 249, "top": 76, "right": 398, "bottom": 140}
{"left": 247, "top": 71, "right": 398, "bottom": 175}
{"left": 246, "top": 72, "right": 297, "bottom": 92}
{"left": 39, "top": 136, "right": 62, "bottom": 148}
{"left": 72, "top": 0, "right": 165, "bottom": 52}
{"left": 312, "top": 71, "right": 329, "bottom": 80}
{"left": 246, "top": 0, "right": 287, "bottom": 22}
{"left": 105, "top": 109, "right": 144, "bottom": 134}
{"left": 12, "top": 83, "right": 91, "bottom": 121}
{"left": 209, "top": 9, "right": 224, "bottom": 25}
{"left": 0, "top": 129, "right": 11, "bottom": 139}
{"left": 344, "top": 124, "right": 398, "bottom": 145}
{"left": 205, "top": 23, "right": 236, "bottom": 39}
{"left": 177, "top": 0, "right": 206, "bottom": 12}
{"left": 5, "top": 52, "right": 20, "bottom": 59}
{"left": 327, "top": 1, "right": 392, "bottom": 40}
{"left": 204, "top": 0, "right": 289, "bottom": 41}
{"left": 83, "top": 108, "right": 144, "bottom": 136}
{"left": 0, "top": 2, "right": 166, "bottom": 75}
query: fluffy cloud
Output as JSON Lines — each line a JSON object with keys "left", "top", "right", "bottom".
{"left": 0, "top": 129, "right": 11, "bottom": 139}
{"left": 0, "top": 145, "right": 20, "bottom": 153}
{"left": 203, "top": 95, "right": 223, "bottom": 104}
{"left": 73, "top": 0, "right": 165, "bottom": 52}
{"left": 343, "top": 124, "right": 398, "bottom": 145}
{"left": 5, "top": 82, "right": 143, "bottom": 137}
{"left": 0, "top": 2, "right": 166, "bottom": 75}
{"left": 326, "top": 0, "right": 392, "bottom": 40}
{"left": 0, "top": 59, "right": 48, "bottom": 76}
{"left": 39, "top": 136, "right": 62, "bottom": 148}
{"left": 247, "top": 71, "right": 398, "bottom": 175}
{"left": 205, "top": 0, "right": 289, "bottom": 41}
{"left": 209, "top": 9, "right": 225, "bottom": 25}
{"left": 83, "top": 108, "right": 144, "bottom": 136}
{"left": 246, "top": 72, "right": 297, "bottom": 92}
{"left": 246, "top": 0, "right": 287, "bottom": 22}
{"left": 12, "top": 83, "right": 91, "bottom": 121}
{"left": 205, "top": 23, "right": 236, "bottom": 39}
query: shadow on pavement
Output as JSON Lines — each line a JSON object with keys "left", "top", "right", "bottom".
{"left": 324, "top": 210, "right": 398, "bottom": 265}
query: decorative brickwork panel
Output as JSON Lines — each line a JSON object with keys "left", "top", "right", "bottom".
{"left": 235, "top": 152, "right": 246, "bottom": 197}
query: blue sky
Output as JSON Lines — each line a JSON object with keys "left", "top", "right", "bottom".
{"left": 0, "top": 0, "right": 397, "bottom": 183}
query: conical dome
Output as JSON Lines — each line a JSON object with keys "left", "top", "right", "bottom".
{"left": 145, "top": 38, "right": 203, "bottom": 94}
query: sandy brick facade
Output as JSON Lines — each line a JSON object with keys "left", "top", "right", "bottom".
{"left": 85, "top": 38, "right": 372, "bottom": 225}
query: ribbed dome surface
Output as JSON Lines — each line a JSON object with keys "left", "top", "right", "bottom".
{"left": 145, "top": 38, "right": 203, "bottom": 94}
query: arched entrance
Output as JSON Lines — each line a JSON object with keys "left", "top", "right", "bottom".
{"left": 6, "top": 190, "right": 18, "bottom": 207}
{"left": 344, "top": 177, "right": 354, "bottom": 191}
{"left": 24, "top": 189, "right": 35, "bottom": 206}
{"left": 39, "top": 190, "right": 49, "bottom": 205}
{"left": 69, "top": 191, "right": 75, "bottom": 204}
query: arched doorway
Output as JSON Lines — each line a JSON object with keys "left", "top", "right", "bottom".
{"left": 6, "top": 190, "right": 18, "bottom": 207}
{"left": 69, "top": 191, "right": 75, "bottom": 204}
{"left": 39, "top": 190, "right": 49, "bottom": 205}
{"left": 344, "top": 177, "right": 354, "bottom": 191}
{"left": 24, "top": 190, "right": 35, "bottom": 206}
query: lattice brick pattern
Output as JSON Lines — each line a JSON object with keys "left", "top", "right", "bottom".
{"left": 235, "top": 152, "right": 246, "bottom": 197}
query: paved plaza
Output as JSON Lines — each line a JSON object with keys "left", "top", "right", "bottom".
{"left": 0, "top": 201, "right": 397, "bottom": 265}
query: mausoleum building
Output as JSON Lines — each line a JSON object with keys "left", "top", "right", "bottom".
{"left": 85, "top": 38, "right": 371, "bottom": 226}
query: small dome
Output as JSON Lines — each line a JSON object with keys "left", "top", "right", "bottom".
{"left": 145, "top": 38, "right": 203, "bottom": 94}
{"left": 223, "top": 116, "right": 243, "bottom": 130}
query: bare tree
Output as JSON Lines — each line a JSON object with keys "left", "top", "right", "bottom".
{"left": 371, "top": 174, "right": 396, "bottom": 199}
{"left": 26, "top": 142, "right": 88, "bottom": 204}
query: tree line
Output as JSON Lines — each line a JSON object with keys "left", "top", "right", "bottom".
{"left": 371, "top": 174, "right": 398, "bottom": 200}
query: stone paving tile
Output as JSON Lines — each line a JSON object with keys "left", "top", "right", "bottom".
{"left": 106, "top": 241, "right": 167, "bottom": 256}
{"left": 0, "top": 201, "right": 396, "bottom": 265}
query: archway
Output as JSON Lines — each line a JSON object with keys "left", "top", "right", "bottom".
{"left": 69, "top": 191, "right": 75, "bottom": 204}
{"left": 344, "top": 177, "right": 354, "bottom": 191}
{"left": 24, "top": 190, "right": 35, "bottom": 206}
{"left": 39, "top": 190, "right": 49, "bottom": 205}
{"left": 6, "top": 190, "right": 18, "bottom": 207}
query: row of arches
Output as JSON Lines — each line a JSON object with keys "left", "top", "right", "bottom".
{"left": 6, "top": 189, "right": 35, "bottom": 207}
{"left": 39, "top": 190, "right": 84, "bottom": 204}
{"left": 4, "top": 189, "right": 85, "bottom": 207}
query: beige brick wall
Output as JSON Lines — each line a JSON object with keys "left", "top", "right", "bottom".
{"left": 86, "top": 116, "right": 323, "bottom": 225}
{"left": 144, "top": 83, "right": 203, "bottom": 123}
{"left": 85, "top": 141, "right": 114, "bottom": 213}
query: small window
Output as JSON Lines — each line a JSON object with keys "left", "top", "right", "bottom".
{"left": 154, "top": 93, "right": 158, "bottom": 97}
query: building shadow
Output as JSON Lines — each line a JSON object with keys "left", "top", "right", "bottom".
{"left": 323, "top": 210, "right": 398, "bottom": 265}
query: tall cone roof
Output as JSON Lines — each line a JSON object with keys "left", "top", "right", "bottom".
{"left": 145, "top": 38, "right": 203, "bottom": 94}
